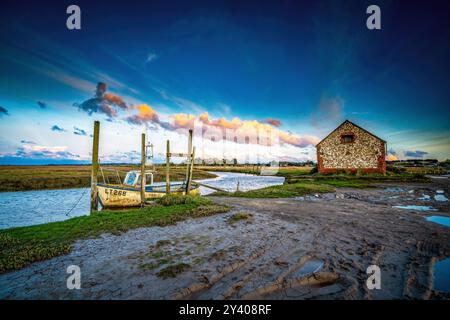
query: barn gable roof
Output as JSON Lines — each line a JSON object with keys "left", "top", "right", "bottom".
{"left": 316, "top": 120, "right": 386, "bottom": 147}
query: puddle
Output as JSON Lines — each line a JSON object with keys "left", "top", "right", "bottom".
{"left": 294, "top": 259, "right": 324, "bottom": 278}
{"left": 426, "top": 216, "right": 450, "bottom": 227}
{"left": 393, "top": 205, "right": 438, "bottom": 212}
{"left": 433, "top": 258, "right": 450, "bottom": 292}
{"left": 418, "top": 194, "right": 431, "bottom": 201}
{"left": 434, "top": 194, "right": 448, "bottom": 202}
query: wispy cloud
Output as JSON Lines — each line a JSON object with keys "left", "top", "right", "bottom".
{"left": 20, "top": 140, "right": 36, "bottom": 144}
{"left": 37, "top": 101, "right": 47, "bottom": 109}
{"left": 51, "top": 125, "right": 65, "bottom": 132}
{"left": 145, "top": 52, "right": 158, "bottom": 64}
{"left": 0, "top": 144, "right": 80, "bottom": 160}
{"left": 0, "top": 106, "right": 9, "bottom": 116}
{"left": 404, "top": 150, "right": 428, "bottom": 158}
{"left": 264, "top": 118, "right": 282, "bottom": 127}
{"left": 73, "top": 127, "right": 87, "bottom": 136}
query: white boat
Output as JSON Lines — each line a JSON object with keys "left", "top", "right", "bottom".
{"left": 97, "top": 170, "right": 200, "bottom": 208}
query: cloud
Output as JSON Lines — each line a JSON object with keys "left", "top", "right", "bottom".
{"left": 264, "top": 118, "right": 282, "bottom": 127}
{"left": 311, "top": 95, "right": 344, "bottom": 129}
{"left": 103, "top": 93, "right": 127, "bottom": 110}
{"left": 126, "top": 109, "right": 319, "bottom": 148}
{"left": 404, "top": 150, "right": 428, "bottom": 158}
{"left": 0, "top": 106, "right": 9, "bottom": 116}
{"left": 20, "top": 140, "right": 36, "bottom": 144}
{"left": 126, "top": 104, "right": 159, "bottom": 125}
{"left": 0, "top": 144, "right": 80, "bottom": 160}
{"left": 101, "top": 150, "right": 141, "bottom": 163}
{"left": 37, "top": 101, "right": 47, "bottom": 109}
{"left": 74, "top": 82, "right": 129, "bottom": 118}
{"left": 386, "top": 148, "right": 398, "bottom": 161}
{"left": 386, "top": 154, "right": 398, "bottom": 161}
{"left": 73, "top": 127, "right": 87, "bottom": 136}
{"left": 51, "top": 125, "right": 65, "bottom": 132}
{"left": 145, "top": 52, "right": 158, "bottom": 64}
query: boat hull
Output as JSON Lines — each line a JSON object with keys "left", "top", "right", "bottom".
{"left": 97, "top": 184, "right": 200, "bottom": 208}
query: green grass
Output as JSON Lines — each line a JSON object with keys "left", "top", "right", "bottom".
{"left": 283, "top": 172, "right": 430, "bottom": 185}
{"left": 0, "top": 195, "right": 229, "bottom": 274}
{"left": 227, "top": 212, "right": 253, "bottom": 223}
{"left": 210, "top": 182, "right": 335, "bottom": 198}
{"left": 156, "top": 262, "right": 191, "bottom": 278}
{"left": 274, "top": 167, "right": 313, "bottom": 177}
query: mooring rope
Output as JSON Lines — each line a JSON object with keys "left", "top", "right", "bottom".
{"left": 65, "top": 187, "right": 89, "bottom": 217}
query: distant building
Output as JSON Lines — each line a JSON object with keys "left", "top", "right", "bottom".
{"left": 316, "top": 120, "right": 386, "bottom": 174}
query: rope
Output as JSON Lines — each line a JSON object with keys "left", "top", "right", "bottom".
{"left": 65, "top": 187, "right": 89, "bottom": 217}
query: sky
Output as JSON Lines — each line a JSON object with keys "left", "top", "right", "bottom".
{"left": 0, "top": 0, "right": 449, "bottom": 164}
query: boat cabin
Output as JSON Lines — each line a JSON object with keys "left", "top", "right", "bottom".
{"left": 123, "top": 170, "right": 154, "bottom": 187}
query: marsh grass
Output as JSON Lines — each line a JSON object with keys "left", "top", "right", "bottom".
{"left": 0, "top": 165, "right": 216, "bottom": 192}
{"left": 211, "top": 182, "right": 335, "bottom": 198}
{"left": 156, "top": 262, "right": 191, "bottom": 278}
{"left": 227, "top": 212, "right": 253, "bottom": 224}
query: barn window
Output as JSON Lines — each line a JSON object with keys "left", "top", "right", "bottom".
{"left": 341, "top": 134, "right": 354, "bottom": 143}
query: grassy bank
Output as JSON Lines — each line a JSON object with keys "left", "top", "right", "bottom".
{"left": 210, "top": 182, "right": 335, "bottom": 198}
{"left": 283, "top": 172, "right": 430, "bottom": 185}
{"left": 0, "top": 195, "right": 228, "bottom": 274}
{"left": 0, "top": 165, "right": 216, "bottom": 192}
{"left": 208, "top": 169, "right": 431, "bottom": 198}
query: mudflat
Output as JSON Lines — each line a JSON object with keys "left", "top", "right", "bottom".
{"left": 1, "top": 178, "right": 449, "bottom": 299}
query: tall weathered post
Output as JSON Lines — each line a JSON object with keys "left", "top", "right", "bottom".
{"left": 140, "top": 133, "right": 146, "bottom": 207}
{"left": 90, "top": 121, "right": 100, "bottom": 212}
{"left": 186, "top": 146, "right": 195, "bottom": 195}
{"left": 166, "top": 140, "right": 170, "bottom": 194}
{"left": 185, "top": 129, "right": 193, "bottom": 183}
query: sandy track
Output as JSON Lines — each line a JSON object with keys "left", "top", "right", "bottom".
{"left": 1, "top": 179, "right": 449, "bottom": 299}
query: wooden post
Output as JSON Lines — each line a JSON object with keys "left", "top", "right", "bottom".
{"left": 166, "top": 140, "right": 170, "bottom": 194}
{"left": 186, "top": 147, "right": 195, "bottom": 195}
{"left": 90, "top": 121, "right": 100, "bottom": 213}
{"left": 185, "top": 129, "right": 193, "bottom": 183}
{"left": 140, "top": 133, "right": 146, "bottom": 206}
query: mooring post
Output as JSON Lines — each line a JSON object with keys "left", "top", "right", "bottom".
{"left": 166, "top": 140, "right": 170, "bottom": 194}
{"left": 140, "top": 133, "right": 146, "bottom": 207}
{"left": 186, "top": 146, "right": 195, "bottom": 195}
{"left": 90, "top": 121, "right": 100, "bottom": 213}
{"left": 185, "top": 129, "right": 193, "bottom": 180}
{"left": 185, "top": 129, "right": 193, "bottom": 192}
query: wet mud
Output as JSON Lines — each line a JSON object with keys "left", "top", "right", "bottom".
{"left": 1, "top": 178, "right": 449, "bottom": 299}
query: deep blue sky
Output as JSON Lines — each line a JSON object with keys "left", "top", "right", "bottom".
{"left": 0, "top": 0, "right": 449, "bottom": 164}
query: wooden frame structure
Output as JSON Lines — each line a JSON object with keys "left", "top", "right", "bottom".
{"left": 165, "top": 129, "right": 196, "bottom": 195}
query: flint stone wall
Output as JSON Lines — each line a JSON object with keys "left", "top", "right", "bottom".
{"left": 317, "top": 121, "right": 386, "bottom": 174}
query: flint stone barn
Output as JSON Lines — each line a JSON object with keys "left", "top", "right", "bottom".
{"left": 316, "top": 120, "right": 387, "bottom": 174}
